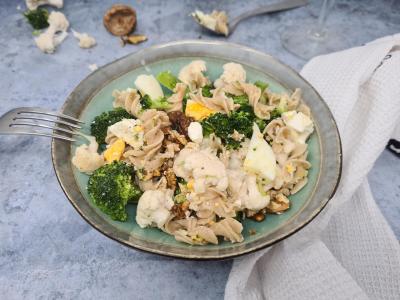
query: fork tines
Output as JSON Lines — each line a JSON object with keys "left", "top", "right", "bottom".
{"left": 2, "top": 107, "right": 84, "bottom": 142}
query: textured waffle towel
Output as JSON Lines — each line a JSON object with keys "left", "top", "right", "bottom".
{"left": 225, "top": 34, "right": 400, "bottom": 300}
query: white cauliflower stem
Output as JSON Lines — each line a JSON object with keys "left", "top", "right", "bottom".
{"left": 72, "top": 30, "right": 97, "bottom": 49}
{"left": 26, "top": 0, "right": 63, "bottom": 10}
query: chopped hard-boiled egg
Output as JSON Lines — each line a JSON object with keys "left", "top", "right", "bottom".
{"left": 282, "top": 111, "right": 313, "bottom": 133}
{"left": 185, "top": 100, "right": 215, "bottom": 121}
{"left": 107, "top": 119, "right": 144, "bottom": 148}
{"left": 103, "top": 138, "right": 125, "bottom": 163}
{"left": 134, "top": 74, "right": 164, "bottom": 100}
{"left": 285, "top": 163, "right": 295, "bottom": 174}
{"left": 188, "top": 122, "right": 203, "bottom": 143}
{"left": 282, "top": 111, "right": 314, "bottom": 144}
{"left": 187, "top": 179, "right": 195, "bottom": 191}
{"left": 244, "top": 123, "right": 276, "bottom": 181}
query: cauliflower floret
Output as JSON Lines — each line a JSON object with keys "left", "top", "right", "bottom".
{"left": 34, "top": 11, "right": 69, "bottom": 54}
{"left": 35, "top": 31, "right": 56, "bottom": 53}
{"left": 136, "top": 190, "right": 174, "bottom": 229}
{"left": 72, "top": 30, "right": 96, "bottom": 49}
{"left": 26, "top": 0, "right": 63, "bottom": 10}
{"left": 72, "top": 136, "right": 104, "bottom": 174}
{"left": 214, "top": 62, "right": 246, "bottom": 88}
{"left": 173, "top": 147, "right": 228, "bottom": 193}
{"left": 47, "top": 11, "right": 69, "bottom": 32}
{"left": 191, "top": 10, "right": 229, "bottom": 36}
{"left": 240, "top": 175, "right": 270, "bottom": 211}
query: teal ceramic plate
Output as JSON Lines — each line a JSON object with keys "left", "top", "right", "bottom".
{"left": 52, "top": 40, "right": 341, "bottom": 260}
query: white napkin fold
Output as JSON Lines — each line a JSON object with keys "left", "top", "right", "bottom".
{"left": 225, "top": 34, "right": 400, "bottom": 300}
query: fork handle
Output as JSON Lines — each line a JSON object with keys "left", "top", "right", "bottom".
{"left": 230, "top": 0, "right": 308, "bottom": 33}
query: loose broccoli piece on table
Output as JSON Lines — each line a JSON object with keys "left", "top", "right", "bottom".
{"left": 90, "top": 108, "right": 132, "bottom": 144}
{"left": 141, "top": 94, "right": 171, "bottom": 110}
{"left": 202, "top": 84, "right": 214, "bottom": 97}
{"left": 254, "top": 81, "right": 268, "bottom": 94}
{"left": 24, "top": 8, "right": 49, "bottom": 30}
{"left": 88, "top": 161, "right": 142, "bottom": 222}
{"left": 156, "top": 71, "right": 179, "bottom": 91}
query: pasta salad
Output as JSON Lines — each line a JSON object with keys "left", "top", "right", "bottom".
{"left": 72, "top": 61, "right": 314, "bottom": 245}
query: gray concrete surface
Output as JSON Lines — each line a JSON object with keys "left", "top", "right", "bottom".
{"left": 0, "top": 0, "right": 399, "bottom": 299}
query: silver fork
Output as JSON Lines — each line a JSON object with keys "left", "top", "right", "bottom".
{"left": 0, "top": 107, "right": 84, "bottom": 142}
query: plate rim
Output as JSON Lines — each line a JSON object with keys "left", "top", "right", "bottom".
{"left": 51, "top": 39, "right": 342, "bottom": 260}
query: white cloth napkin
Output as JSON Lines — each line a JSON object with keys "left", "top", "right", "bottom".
{"left": 225, "top": 34, "right": 400, "bottom": 300}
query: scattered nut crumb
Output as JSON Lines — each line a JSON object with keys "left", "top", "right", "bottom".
{"left": 252, "top": 212, "right": 265, "bottom": 222}
{"left": 249, "top": 229, "right": 257, "bottom": 235}
{"left": 88, "top": 64, "right": 98, "bottom": 71}
{"left": 121, "top": 34, "right": 148, "bottom": 46}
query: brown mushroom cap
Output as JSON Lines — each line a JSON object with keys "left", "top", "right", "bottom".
{"left": 103, "top": 4, "right": 137, "bottom": 36}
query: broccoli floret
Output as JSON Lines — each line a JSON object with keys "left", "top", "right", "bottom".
{"left": 174, "top": 193, "right": 187, "bottom": 204}
{"left": 202, "top": 104, "right": 270, "bottom": 149}
{"left": 202, "top": 109, "right": 253, "bottom": 149}
{"left": 90, "top": 108, "right": 132, "bottom": 144}
{"left": 157, "top": 71, "right": 179, "bottom": 91}
{"left": 202, "top": 84, "right": 214, "bottom": 97}
{"left": 270, "top": 108, "right": 281, "bottom": 120}
{"left": 88, "top": 161, "right": 142, "bottom": 222}
{"left": 254, "top": 81, "right": 268, "bottom": 93}
{"left": 141, "top": 94, "right": 171, "bottom": 110}
{"left": 24, "top": 8, "right": 49, "bottom": 30}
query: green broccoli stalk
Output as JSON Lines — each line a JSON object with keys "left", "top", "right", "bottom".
{"left": 24, "top": 8, "right": 49, "bottom": 30}
{"left": 254, "top": 81, "right": 268, "bottom": 94}
{"left": 90, "top": 108, "right": 132, "bottom": 145}
{"left": 201, "top": 84, "right": 214, "bottom": 97}
{"left": 156, "top": 71, "right": 193, "bottom": 112}
{"left": 156, "top": 71, "right": 179, "bottom": 91}
{"left": 141, "top": 94, "right": 171, "bottom": 110}
{"left": 88, "top": 161, "right": 142, "bottom": 222}
{"left": 228, "top": 94, "right": 249, "bottom": 106}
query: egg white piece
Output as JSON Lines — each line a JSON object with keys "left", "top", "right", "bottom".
{"left": 282, "top": 111, "right": 314, "bottom": 144}
{"left": 107, "top": 119, "right": 144, "bottom": 148}
{"left": 188, "top": 122, "right": 203, "bottom": 143}
{"left": 134, "top": 74, "right": 164, "bottom": 100}
{"left": 282, "top": 111, "right": 313, "bottom": 133}
{"left": 244, "top": 123, "right": 276, "bottom": 181}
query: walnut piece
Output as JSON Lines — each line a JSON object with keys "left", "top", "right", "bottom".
{"left": 266, "top": 193, "right": 290, "bottom": 213}
{"left": 167, "top": 111, "right": 194, "bottom": 138}
{"left": 164, "top": 168, "right": 177, "bottom": 190}
{"left": 104, "top": 4, "right": 137, "bottom": 36}
{"left": 121, "top": 34, "right": 147, "bottom": 46}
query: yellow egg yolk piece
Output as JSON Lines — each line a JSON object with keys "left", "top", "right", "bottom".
{"left": 187, "top": 179, "right": 195, "bottom": 191}
{"left": 185, "top": 100, "right": 215, "bottom": 121}
{"left": 104, "top": 139, "right": 126, "bottom": 163}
